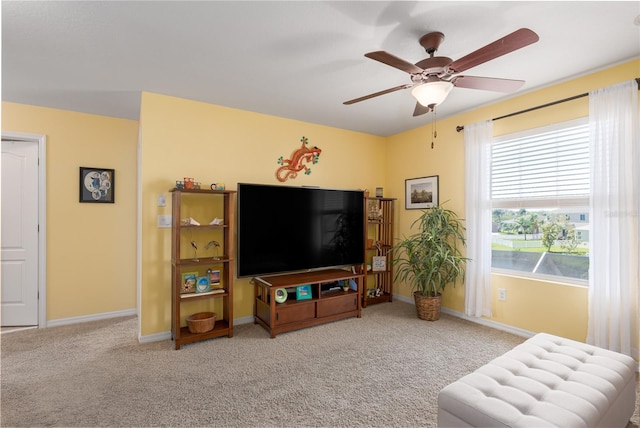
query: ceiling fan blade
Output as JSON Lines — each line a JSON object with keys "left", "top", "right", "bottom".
{"left": 447, "top": 28, "right": 539, "bottom": 73}
{"left": 453, "top": 75, "right": 525, "bottom": 92}
{"left": 413, "top": 102, "right": 430, "bottom": 117}
{"left": 365, "top": 51, "right": 424, "bottom": 75}
{"left": 343, "top": 84, "right": 413, "bottom": 105}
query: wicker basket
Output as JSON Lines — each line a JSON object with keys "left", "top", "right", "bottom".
{"left": 186, "top": 312, "right": 216, "bottom": 333}
{"left": 414, "top": 292, "right": 441, "bottom": 321}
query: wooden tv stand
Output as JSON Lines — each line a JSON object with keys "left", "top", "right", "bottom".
{"left": 253, "top": 269, "right": 363, "bottom": 338}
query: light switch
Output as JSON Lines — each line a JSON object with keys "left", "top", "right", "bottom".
{"left": 158, "top": 194, "right": 166, "bottom": 207}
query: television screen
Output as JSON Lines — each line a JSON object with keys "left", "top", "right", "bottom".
{"left": 237, "top": 183, "right": 365, "bottom": 277}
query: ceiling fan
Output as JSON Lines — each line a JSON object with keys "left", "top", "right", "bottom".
{"left": 344, "top": 28, "right": 539, "bottom": 116}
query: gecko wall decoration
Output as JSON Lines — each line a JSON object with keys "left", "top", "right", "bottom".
{"left": 275, "top": 136, "right": 321, "bottom": 182}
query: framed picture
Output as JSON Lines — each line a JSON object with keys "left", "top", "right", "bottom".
{"left": 405, "top": 175, "right": 438, "bottom": 210}
{"left": 181, "top": 272, "right": 197, "bottom": 294}
{"left": 196, "top": 276, "right": 211, "bottom": 293}
{"left": 372, "top": 256, "right": 387, "bottom": 272}
{"left": 296, "top": 284, "right": 312, "bottom": 300}
{"left": 208, "top": 269, "right": 221, "bottom": 285}
{"left": 79, "top": 167, "right": 115, "bottom": 203}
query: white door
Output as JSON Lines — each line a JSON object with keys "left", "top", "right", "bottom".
{"left": 1, "top": 140, "right": 39, "bottom": 326}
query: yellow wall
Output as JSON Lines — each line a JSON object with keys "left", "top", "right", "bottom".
{"left": 1, "top": 103, "right": 139, "bottom": 321}
{"left": 387, "top": 59, "right": 639, "bottom": 341}
{"left": 491, "top": 274, "right": 588, "bottom": 339}
{"left": 3, "top": 59, "right": 637, "bottom": 343}
{"left": 138, "top": 92, "right": 386, "bottom": 336}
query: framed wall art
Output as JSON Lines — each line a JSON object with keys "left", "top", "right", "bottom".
{"left": 405, "top": 175, "right": 438, "bottom": 209}
{"left": 79, "top": 167, "right": 115, "bottom": 203}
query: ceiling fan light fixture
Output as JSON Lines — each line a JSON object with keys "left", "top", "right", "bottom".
{"left": 411, "top": 80, "right": 454, "bottom": 107}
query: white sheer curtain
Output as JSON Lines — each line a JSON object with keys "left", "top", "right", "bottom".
{"left": 464, "top": 120, "right": 493, "bottom": 317}
{"left": 587, "top": 80, "right": 639, "bottom": 359}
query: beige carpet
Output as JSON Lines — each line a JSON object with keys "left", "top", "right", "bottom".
{"left": 1, "top": 301, "right": 638, "bottom": 427}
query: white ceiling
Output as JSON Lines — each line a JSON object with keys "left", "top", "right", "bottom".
{"left": 2, "top": 1, "right": 639, "bottom": 137}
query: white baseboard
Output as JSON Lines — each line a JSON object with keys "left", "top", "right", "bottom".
{"left": 393, "top": 293, "right": 535, "bottom": 339}
{"left": 234, "top": 315, "right": 254, "bottom": 325}
{"left": 440, "top": 307, "right": 535, "bottom": 339}
{"left": 138, "top": 315, "right": 256, "bottom": 344}
{"left": 0, "top": 326, "right": 38, "bottom": 335}
{"left": 139, "top": 331, "right": 172, "bottom": 343}
{"left": 47, "top": 308, "right": 137, "bottom": 328}
{"left": 392, "top": 293, "right": 414, "bottom": 305}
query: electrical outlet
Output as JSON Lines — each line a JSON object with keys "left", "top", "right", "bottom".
{"left": 498, "top": 288, "right": 507, "bottom": 301}
{"left": 157, "top": 215, "right": 172, "bottom": 228}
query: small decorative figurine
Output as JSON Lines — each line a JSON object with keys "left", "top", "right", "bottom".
{"left": 190, "top": 239, "right": 198, "bottom": 261}
{"left": 181, "top": 217, "right": 200, "bottom": 226}
{"left": 205, "top": 240, "right": 221, "bottom": 259}
{"left": 368, "top": 200, "right": 382, "bottom": 220}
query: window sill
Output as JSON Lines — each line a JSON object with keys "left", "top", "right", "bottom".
{"left": 491, "top": 269, "right": 588, "bottom": 288}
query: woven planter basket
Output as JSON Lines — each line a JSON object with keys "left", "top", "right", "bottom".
{"left": 413, "top": 292, "right": 442, "bottom": 321}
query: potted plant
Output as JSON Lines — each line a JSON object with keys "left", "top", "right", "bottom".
{"left": 392, "top": 203, "right": 468, "bottom": 321}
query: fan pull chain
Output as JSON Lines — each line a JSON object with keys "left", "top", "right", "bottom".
{"left": 431, "top": 107, "right": 437, "bottom": 149}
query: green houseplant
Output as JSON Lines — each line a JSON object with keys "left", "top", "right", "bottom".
{"left": 393, "top": 203, "right": 468, "bottom": 321}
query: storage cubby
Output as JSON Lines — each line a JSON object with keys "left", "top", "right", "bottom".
{"left": 253, "top": 269, "right": 363, "bottom": 338}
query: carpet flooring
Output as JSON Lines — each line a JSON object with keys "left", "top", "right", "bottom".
{"left": 1, "top": 301, "right": 638, "bottom": 427}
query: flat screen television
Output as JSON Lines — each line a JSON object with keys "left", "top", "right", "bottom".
{"left": 237, "top": 183, "right": 365, "bottom": 277}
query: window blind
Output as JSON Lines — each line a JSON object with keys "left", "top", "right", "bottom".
{"left": 492, "top": 120, "right": 589, "bottom": 202}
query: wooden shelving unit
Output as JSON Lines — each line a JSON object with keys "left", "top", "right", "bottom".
{"left": 363, "top": 197, "right": 396, "bottom": 307}
{"left": 170, "top": 188, "right": 235, "bottom": 349}
{"left": 253, "top": 268, "right": 363, "bottom": 338}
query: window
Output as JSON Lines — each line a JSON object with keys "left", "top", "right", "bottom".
{"left": 491, "top": 118, "right": 589, "bottom": 284}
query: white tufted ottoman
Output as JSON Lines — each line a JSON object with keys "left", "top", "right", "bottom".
{"left": 438, "top": 333, "right": 637, "bottom": 427}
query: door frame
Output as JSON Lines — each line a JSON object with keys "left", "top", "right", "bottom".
{"left": 2, "top": 131, "right": 47, "bottom": 328}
